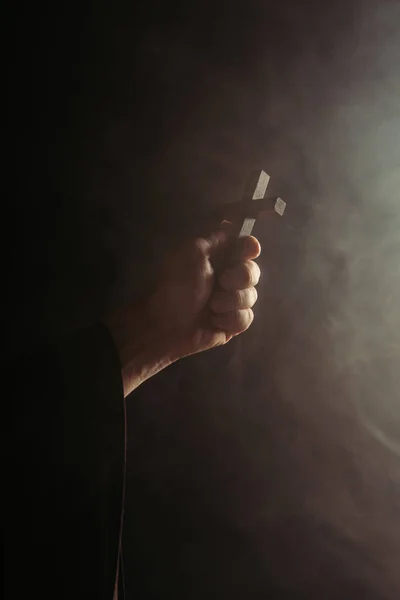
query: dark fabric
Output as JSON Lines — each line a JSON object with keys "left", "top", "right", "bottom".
{"left": 3, "top": 323, "right": 125, "bottom": 600}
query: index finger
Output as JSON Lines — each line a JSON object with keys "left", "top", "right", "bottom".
{"left": 235, "top": 235, "right": 261, "bottom": 260}
{"left": 215, "top": 221, "right": 261, "bottom": 259}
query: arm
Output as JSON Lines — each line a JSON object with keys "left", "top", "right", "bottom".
{"left": 104, "top": 230, "right": 261, "bottom": 397}
{"left": 4, "top": 229, "right": 261, "bottom": 599}
{"left": 4, "top": 323, "right": 125, "bottom": 600}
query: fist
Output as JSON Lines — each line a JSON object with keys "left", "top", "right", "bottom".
{"left": 148, "top": 230, "right": 261, "bottom": 361}
{"left": 105, "top": 229, "right": 262, "bottom": 396}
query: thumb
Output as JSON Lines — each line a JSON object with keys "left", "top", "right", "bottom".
{"left": 201, "top": 228, "right": 230, "bottom": 259}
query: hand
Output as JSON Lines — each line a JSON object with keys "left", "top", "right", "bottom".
{"left": 105, "top": 230, "right": 261, "bottom": 397}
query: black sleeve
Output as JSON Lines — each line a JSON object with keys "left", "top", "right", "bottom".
{"left": 3, "top": 323, "right": 126, "bottom": 600}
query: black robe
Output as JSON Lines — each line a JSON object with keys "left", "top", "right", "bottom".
{"left": 4, "top": 323, "right": 125, "bottom": 600}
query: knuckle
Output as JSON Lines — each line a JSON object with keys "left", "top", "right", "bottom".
{"left": 249, "top": 260, "right": 261, "bottom": 285}
{"left": 234, "top": 262, "right": 252, "bottom": 290}
{"left": 234, "top": 308, "right": 254, "bottom": 333}
{"left": 213, "top": 289, "right": 249, "bottom": 312}
{"left": 234, "top": 289, "right": 244, "bottom": 308}
{"left": 246, "top": 286, "right": 258, "bottom": 308}
{"left": 241, "top": 263, "right": 253, "bottom": 287}
{"left": 219, "top": 260, "right": 261, "bottom": 291}
{"left": 241, "top": 308, "right": 254, "bottom": 330}
{"left": 242, "top": 260, "right": 260, "bottom": 287}
{"left": 212, "top": 308, "right": 254, "bottom": 335}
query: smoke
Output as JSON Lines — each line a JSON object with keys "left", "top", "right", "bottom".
{"left": 236, "top": 2, "right": 400, "bottom": 595}
{"left": 268, "top": 0, "right": 400, "bottom": 453}
{"left": 118, "top": 6, "right": 400, "bottom": 596}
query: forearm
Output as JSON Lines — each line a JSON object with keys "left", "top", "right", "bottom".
{"left": 5, "top": 323, "right": 125, "bottom": 600}
{"left": 103, "top": 306, "right": 174, "bottom": 397}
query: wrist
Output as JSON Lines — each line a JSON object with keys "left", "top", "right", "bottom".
{"left": 103, "top": 305, "right": 174, "bottom": 397}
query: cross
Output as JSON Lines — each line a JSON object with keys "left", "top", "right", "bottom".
{"left": 218, "top": 170, "right": 286, "bottom": 239}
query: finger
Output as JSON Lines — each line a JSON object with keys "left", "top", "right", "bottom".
{"left": 235, "top": 236, "right": 261, "bottom": 260}
{"left": 211, "top": 308, "right": 254, "bottom": 335}
{"left": 219, "top": 260, "right": 261, "bottom": 291}
{"left": 198, "top": 230, "right": 229, "bottom": 259}
{"left": 209, "top": 287, "right": 258, "bottom": 313}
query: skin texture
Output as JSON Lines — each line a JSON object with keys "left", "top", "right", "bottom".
{"left": 105, "top": 232, "right": 261, "bottom": 397}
